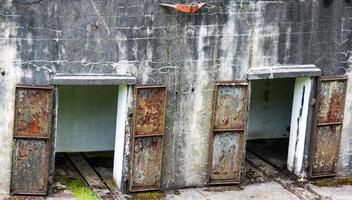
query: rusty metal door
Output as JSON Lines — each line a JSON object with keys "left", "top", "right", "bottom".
{"left": 11, "top": 85, "right": 54, "bottom": 195}
{"left": 309, "top": 76, "right": 347, "bottom": 178}
{"left": 130, "top": 85, "right": 167, "bottom": 192}
{"left": 208, "top": 81, "right": 249, "bottom": 185}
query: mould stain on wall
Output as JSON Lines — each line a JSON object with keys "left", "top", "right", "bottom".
{"left": 183, "top": 25, "right": 212, "bottom": 186}
{"left": 1, "top": 0, "right": 352, "bottom": 194}
{"left": 0, "top": 3, "right": 23, "bottom": 193}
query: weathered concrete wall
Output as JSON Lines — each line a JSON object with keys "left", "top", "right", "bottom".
{"left": 1, "top": 0, "right": 352, "bottom": 194}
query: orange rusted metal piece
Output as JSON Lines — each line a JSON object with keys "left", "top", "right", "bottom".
{"left": 159, "top": 2, "right": 206, "bottom": 13}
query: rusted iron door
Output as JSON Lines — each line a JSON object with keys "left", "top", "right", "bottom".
{"left": 130, "top": 85, "right": 167, "bottom": 192}
{"left": 309, "top": 76, "right": 347, "bottom": 178}
{"left": 208, "top": 81, "right": 249, "bottom": 185}
{"left": 11, "top": 85, "right": 54, "bottom": 195}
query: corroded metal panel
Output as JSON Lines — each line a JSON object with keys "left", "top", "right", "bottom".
{"left": 311, "top": 125, "right": 342, "bottom": 176}
{"left": 130, "top": 85, "right": 166, "bottom": 192}
{"left": 317, "top": 79, "right": 347, "bottom": 124}
{"left": 210, "top": 132, "right": 244, "bottom": 182}
{"left": 14, "top": 86, "right": 53, "bottom": 138}
{"left": 310, "top": 76, "right": 347, "bottom": 178}
{"left": 11, "top": 85, "right": 53, "bottom": 195}
{"left": 214, "top": 83, "right": 248, "bottom": 130}
{"left": 134, "top": 86, "right": 166, "bottom": 136}
{"left": 131, "top": 137, "right": 163, "bottom": 191}
{"left": 11, "top": 139, "right": 49, "bottom": 195}
{"left": 209, "top": 81, "right": 249, "bottom": 185}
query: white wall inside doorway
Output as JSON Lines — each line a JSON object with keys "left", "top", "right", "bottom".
{"left": 56, "top": 85, "right": 118, "bottom": 152}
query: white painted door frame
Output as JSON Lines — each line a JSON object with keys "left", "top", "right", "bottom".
{"left": 113, "top": 85, "right": 132, "bottom": 189}
{"left": 287, "top": 77, "right": 314, "bottom": 179}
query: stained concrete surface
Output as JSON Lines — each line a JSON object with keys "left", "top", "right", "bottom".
{"left": 2, "top": 0, "right": 352, "bottom": 193}
{"left": 166, "top": 182, "right": 300, "bottom": 200}
{"left": 308, "top": 184, "right": 352, "bottom": 200}
{"left": 2, "top": 147, "right": 352, "bottom": 200}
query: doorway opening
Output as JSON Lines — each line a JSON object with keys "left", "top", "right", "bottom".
{"left": 53, "top": 85, "right": 125, "bottom": 198}
{"left": 247, "top": 78, "right": 295, "bottom": 170}
{"left": 246, "top": 77, "right": 313, "bottom": 179}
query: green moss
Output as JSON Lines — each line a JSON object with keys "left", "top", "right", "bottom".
{"left": 132, "top": 191, "right": 164, "bottom": 199}
{"left": 313, "top": 177, "right": 352, "bottom": 187}
{"left": 65, "top": 178, "right": 100, "bottom": 200}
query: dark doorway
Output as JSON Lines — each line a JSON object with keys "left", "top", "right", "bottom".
{"left": 246, "top": 78, "right": 295, "bottom": 170}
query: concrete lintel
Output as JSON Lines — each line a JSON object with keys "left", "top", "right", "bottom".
{"left": 247, "top": 65, "right": 321, "bottom": 80}
{"left": 53, "top": 74, "right": 137, "bottom": 85}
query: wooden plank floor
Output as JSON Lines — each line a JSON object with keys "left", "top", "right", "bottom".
{"left": 67, "top": 153, "right": 116, "bottom": 200}
{"left": 83, "top": 152, "right": 122, "bottom": 198}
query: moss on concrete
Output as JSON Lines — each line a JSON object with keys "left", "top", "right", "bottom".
{"left": 130, "top": 191, "right": 165, "bottom": 199}
{"left": 65, "top": 178, "right": 100, "bottom": 200}
{"left": 312, "top": 177, "right": 352, "bottom": 187}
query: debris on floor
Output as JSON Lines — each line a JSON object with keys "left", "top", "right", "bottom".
{"left": 34, "top": 151, "right": 352, "bottom": 200}
{"left": 67, "top": 153, "right": 115, "bottom": 199}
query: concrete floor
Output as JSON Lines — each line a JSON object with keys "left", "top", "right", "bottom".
{"left": 166, "top": 182, "right": 300, "bottom": 200}
{"left": 307, "top": 184, "right": 352, "bottom": 200}
{"left": 3, "top": 150, "right": 352, "bottom": 200}
{"left": 4, "top": 183, "right": 352, "bottom": 200}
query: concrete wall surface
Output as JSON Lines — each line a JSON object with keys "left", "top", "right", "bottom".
{"left": 1, "top": 0, "right": 352, "bottom": 194}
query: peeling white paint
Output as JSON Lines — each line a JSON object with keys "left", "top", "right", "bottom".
{"left": 287, "top": 77, "right": 313, "bottom": 178}
{"left": 113, "top": 85, "right": 128, "bottom": 189}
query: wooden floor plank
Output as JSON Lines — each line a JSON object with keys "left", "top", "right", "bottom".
{"left": 67, "top": 153, "right": 115, "bottom": 200}
{"left": 83, "top": 152, "right": 122, "bottom": 198}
